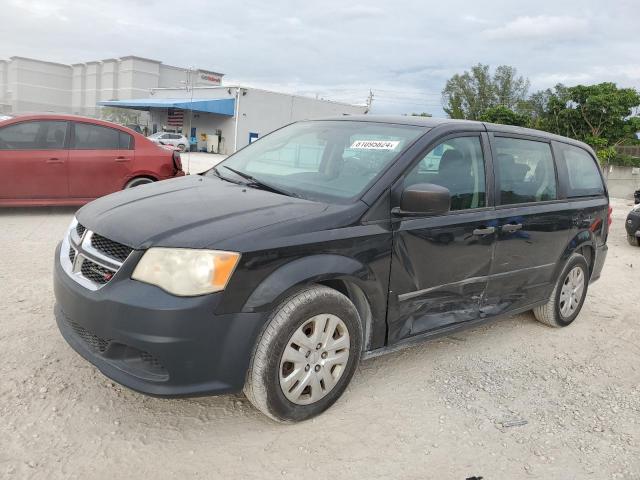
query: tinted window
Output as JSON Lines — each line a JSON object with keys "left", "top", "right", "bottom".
{"left": 73, "top": 123, "right": 130, "bottom": 150}
{"left": 0, "top": 121, "right": 67, "bottom": 150}
{"left": 558, "top": 143, "right": 604, "bottom": 197}
{"left": 494, "top": 137, "right": 556, "bottom": 205}
{"left": 405, "top": 136, "right": 486, "bottom": 211}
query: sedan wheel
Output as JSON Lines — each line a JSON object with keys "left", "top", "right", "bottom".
{"left": 124, "top": 177, "right": 154, "bottom": 189}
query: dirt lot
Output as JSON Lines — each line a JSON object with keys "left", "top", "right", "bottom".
{"left": 1, "top": 197, "right": 639, "bottom": 479}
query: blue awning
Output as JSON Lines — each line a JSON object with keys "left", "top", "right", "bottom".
{"left": 98, "top": 98, "right": 235, "bottom": 116}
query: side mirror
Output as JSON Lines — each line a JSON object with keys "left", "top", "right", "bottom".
{"left": 396, "top": 183, "right": 450, "bottom": 216}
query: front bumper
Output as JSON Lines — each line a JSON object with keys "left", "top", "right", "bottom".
{"left": 53, "top": 243, "right": 266, "bottom": 397}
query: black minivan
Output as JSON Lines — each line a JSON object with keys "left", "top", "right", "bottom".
{"left": 54, "top": 116, "right": 610, "bottom": 422}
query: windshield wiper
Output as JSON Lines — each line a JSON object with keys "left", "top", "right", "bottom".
{"left": 222, "top": 166, "right": 299, "bottom": 198}
{"left": 211, "top": 166, "right": 242, "bottom": 184}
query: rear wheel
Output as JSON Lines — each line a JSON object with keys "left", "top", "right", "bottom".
{"left": 244, "top": 285, "right": 362, "bottom": 423}
{"left": 627, "top": 234, "right": 640, "bottom": 247}
{"left": 533, "top": 253, "right": 589, "bottom": 328}
{"left": 124, "top": 177, "right": 154, "bottom": 189}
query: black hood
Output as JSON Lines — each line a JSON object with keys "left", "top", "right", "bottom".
{"left": 77, "top": 175, "right": 328, "bottom": 250}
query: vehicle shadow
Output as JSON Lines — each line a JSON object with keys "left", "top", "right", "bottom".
{"left": 91, "top": 312, "right": 538, "bottom": 430}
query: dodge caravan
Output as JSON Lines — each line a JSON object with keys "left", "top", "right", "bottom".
{"left": 53, "top": 116, "right": 609, "bottom": 422}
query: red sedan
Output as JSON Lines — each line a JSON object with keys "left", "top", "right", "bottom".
{"left": 0, "top": 113, "right": 184, "bottom": 206}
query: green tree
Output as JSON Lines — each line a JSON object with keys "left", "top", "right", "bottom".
{"left": 534, "top": 82, "right": 640, "bottom": 161}
{"left": 479, "top": 105, "right": 529, "bottom": 127}
{"left": 100, "top": 106, "right": 141, "bottom": 126}
{"left": 441, "top": 64, "right": 530, "bottom": 120}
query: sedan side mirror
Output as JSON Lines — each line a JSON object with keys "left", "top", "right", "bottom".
{"left": 396, "top": 183, "right": 451, "bottom": 216}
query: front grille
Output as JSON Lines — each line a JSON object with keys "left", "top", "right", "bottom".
{"left": 91, "top": 233, "right": 133, "bottom": 262}
{"left": 80, "top": 259, "right": 114, "bottom": 284}
{"left": 62, "top": 219, "right": 134, "bottom": 291}
{"left": 68, "top": 320, "right": 111, "bottom": 353}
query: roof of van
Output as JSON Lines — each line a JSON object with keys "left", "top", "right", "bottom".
{"left": 318, "top": 115, "right": 594, "bottom": 150}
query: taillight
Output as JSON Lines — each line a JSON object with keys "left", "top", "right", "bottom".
{"left": 172, "top": 151, "right": 183, "bottom": 171}
{"left": 608, "top": 206, "right": 613, "bottom": 226}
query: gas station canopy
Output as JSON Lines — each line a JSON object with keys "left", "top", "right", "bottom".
{"left": 98, "top": 98, "right": 235, "bottom": 116}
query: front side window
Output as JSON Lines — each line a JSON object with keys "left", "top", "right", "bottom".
{"left": 405, "top": 136, "right": 487, "bottom": 211}
{"left": 209, "top": 121, "right": 425, "bottom": 202}
{"left": 494, "top": 137, "right": 557, "bottom": 205}
{"left": 557, "top": 143, "right": 604, "bottom": 197}
{"left": 73, "top": 123, "right": 131, "bottom": 150}
{"left": 0, "top": 121, "right": 67, "bottom": 150}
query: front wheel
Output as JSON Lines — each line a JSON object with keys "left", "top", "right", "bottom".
{"left": 533, "top": 253, "right": 589, "bottom": 327}
{"left": 177, "top": 144, "right": 186, "bottom": 152}
{"left": 627, "top": 234, "right": 640, "bottom": 247}
{"left": 244, "top": 285, "right": 363, "bottom": 423}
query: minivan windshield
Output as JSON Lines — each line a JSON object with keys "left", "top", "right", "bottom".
{"left": 208, "top": 120, "right": 425, "bottom": 203}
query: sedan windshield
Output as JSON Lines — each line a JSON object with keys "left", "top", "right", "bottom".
{"left": 208, "top": 120, "right": 425, "bottom": 202}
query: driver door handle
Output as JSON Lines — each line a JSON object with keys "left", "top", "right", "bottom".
{"left": 46, "top": 157, "right": 64, "bottom": 163}
{"left": 472, "top": 226, "right": 495, "bottom": 236}
{"left": 115, "top": 156, "right": 129, "bottom": 162}
{"left": 502, "top": 223, "right": 523, "bottom": 233}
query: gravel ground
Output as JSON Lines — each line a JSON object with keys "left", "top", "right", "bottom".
{"left": 0, "top": 197, "right": 638, "bottom": 479}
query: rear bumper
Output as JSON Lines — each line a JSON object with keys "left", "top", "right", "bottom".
{"left": 53, "top": 243, "right": 266, "bottom": 397}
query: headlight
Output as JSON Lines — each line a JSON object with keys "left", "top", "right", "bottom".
{"left": 634, "top": 204, "right": 640, "bottom": 212}
{"left": 131, "top": 248, "right": 240, "bottom": 296}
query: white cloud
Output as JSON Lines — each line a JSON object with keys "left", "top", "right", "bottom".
{"left": 483, "top": 15, "right": 589, "bottom": 41}
{"left": 0, "top": 0, "right": 638, "bottom": 116}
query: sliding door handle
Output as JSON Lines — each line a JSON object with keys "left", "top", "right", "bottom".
{"left": 502, "top": 223, "right": 523, "bottom": 233}
{"left": 472, "top": 226, "right": 495, "bottom": 236}
{"left": 46, "top": 157, "right": 64, "bottom": 164}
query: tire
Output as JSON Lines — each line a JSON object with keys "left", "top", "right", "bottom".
{"left": 244, "top": 285, "right": 363, "bottom": 423}
{"left": 533, "top": 253, "right": 590, "bottom": 328}
{"left": 627, "top": 234, "right": 640, "bottom": 247}
{"left": 177, "top": 144, "right": 186, "bottom": 152}
{"left": 124, "top": 177, "right": 154, "bottom": 189}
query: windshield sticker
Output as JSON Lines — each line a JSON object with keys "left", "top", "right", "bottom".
{"left": 350, "top": 140, "right": 400, "bottom": 150}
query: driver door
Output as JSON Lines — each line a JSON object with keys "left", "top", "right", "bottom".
{"left": 386, "top": 133, "right": 497, "bottom": 343}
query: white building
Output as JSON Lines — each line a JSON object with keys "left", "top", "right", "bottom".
{"left": 0, "top": 55, "right": 223, "bottom": 115}
{"left": 101, "top": 86, "right": 368, "bottom": 154}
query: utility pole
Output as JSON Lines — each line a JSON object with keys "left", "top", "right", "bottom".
{"left": 366, "top": 89, "right": 374, "bottom": 113}
{"left": 184, "top": 66, "right": 194, "bottom": 174}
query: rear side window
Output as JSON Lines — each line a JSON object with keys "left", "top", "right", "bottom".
{"left": 0, "top": 121, "right": 67, "bottom": 150}
{"left": 494, "top": 137, "right": 557, "bottom": 205}
{"left": 557, "top": 143, "right": 604, "bottom": 197}
{"left": 73, "top": 123, "right": 132, "bottom": 150}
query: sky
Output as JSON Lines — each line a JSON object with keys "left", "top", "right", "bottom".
{"left": 1, "top": 0, "right": 638, "bottom": 116}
